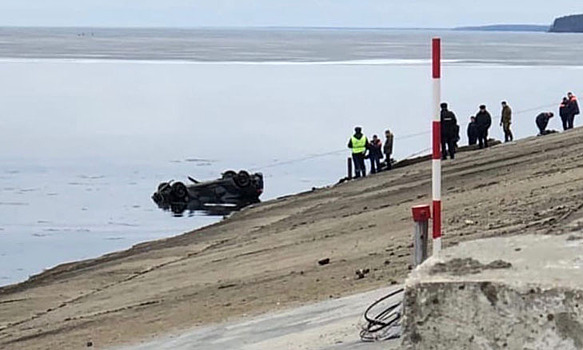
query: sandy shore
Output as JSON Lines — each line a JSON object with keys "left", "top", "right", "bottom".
{"left": 2, "top": 128, "right": 583, "bottom": 349}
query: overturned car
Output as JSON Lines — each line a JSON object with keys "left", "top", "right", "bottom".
{"left": 152, "top": 170, "right": 263, "bottom": 216}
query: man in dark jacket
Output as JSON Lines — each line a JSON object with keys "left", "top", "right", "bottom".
{"left": 467, "top": 116, "right": 478, "bottom": 145}
{"left": 560, "top": 97, "right": 569, "bottom": 131}
{"left": 500, "top": 101, "right": 513, "bottom": 142}
{"left": 368, "top": 134, "right": 383, "bottom": 174}
{"left": 536, "top": 112, "right": 554, "bottom": 135}
{"left": 475, "top": 105, "right": 492, "bottom": 149}
{"left": 383, "top": 129, "right": 394, "bottom": 170}
{"left": 566, "top": 92, "right": 579, "bottom": 130}
{"left": 348, "top": 126, "right": 368, "bottom": 178}
{"left": 440, "top": 102, "right": 458, "bottom": 160}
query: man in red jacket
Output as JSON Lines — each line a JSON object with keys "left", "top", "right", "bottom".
{"left": 566, "top": 92, "right": 580, "bottom": 130}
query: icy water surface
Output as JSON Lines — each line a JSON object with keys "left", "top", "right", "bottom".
{"left": 2, "top": 27, "right": 583, "bottom": 65}
{"left": 1, "top": 28, "right": 582, "bottom": 285}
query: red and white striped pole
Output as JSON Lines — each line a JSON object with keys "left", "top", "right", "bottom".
{"left": 432, "top": 37, "right": 442, "bottom": 255}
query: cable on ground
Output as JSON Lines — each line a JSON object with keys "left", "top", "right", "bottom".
{"left": 360, "top": 287, "right": 405, "bottom": 342}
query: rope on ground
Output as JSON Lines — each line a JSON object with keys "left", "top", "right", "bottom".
{"left": 360, "top": 287, "right": 405, "bottom": 342}
{"left": 250, "top": 101, "right": 560, "bottom": 171}
{"left": 249, "top": 149, "right": 347, "bottom": 171}
{"left": 402, "top": 147, "right": 431, "bottom": 160}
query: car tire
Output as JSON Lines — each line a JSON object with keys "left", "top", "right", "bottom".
{"left": 170, "top": 202, "right": 187, "bottom": 215}
{"left": 171, "top": 182, "right": 188, "bottom": 201}
{"left": 152, "top": 192, "right": 163, "bottom": 203}
{"left": 234, "top": 170, "right": 251, "bottom": 188}
{"left": 222, "top": 170, "right": 237, "bottom": 179}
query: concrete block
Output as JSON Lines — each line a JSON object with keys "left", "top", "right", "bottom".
{"left": 401, "top": 234, "right": 583, "bottom": 350}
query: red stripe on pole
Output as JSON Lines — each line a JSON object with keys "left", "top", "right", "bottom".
{"left": 432, "top": 200, "right": 442, "bottom": 239}
{"left": 432, "top": 121, "right": 441, "bottom": 160}
{"left": 432, "top": 38, "right": 441, "bottom": 79}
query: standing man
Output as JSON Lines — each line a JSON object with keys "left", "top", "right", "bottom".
{"left": 475, "top": 104, "right": 492, "bottom": 149}
{"left": 368, "top": 135, "right": 383, "bottom": 174}
{"left": 536, "top": 112, "right": 554, "bottom": 135}
{"left": 383, "top": 129, "right": 394, "bottom": 170}
{"left": 500, "top": 101, "right": 513, "bottom": 142}
{"left": 440, "top": 102, "right": 458, "bottom": 159}
{"left": 348, "top": 126, "right": 368, "bottom": 178}
{"left": 560, "top": 97, "right": 569, "bottom": 131}
{"left": 567, "top": 92, "right": 579, "bottom": 129}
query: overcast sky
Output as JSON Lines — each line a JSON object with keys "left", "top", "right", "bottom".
{"left": 2, "top": 1, "right": 582, "bottom": 28}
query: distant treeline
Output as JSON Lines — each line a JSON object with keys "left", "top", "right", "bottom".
{"left": 454, "top": 25, "right": 549, "bottom": 32}
{"left": 454, "top": 14, "right": 583, "bottom": 34}
{"left": 550, "top": 14, "right": 583, "bottom": 33}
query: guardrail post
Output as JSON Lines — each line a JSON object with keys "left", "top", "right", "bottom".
{"left": 411, "top": 205, "right": 431, "bottom": 267}
{"left": 347, "top": 157, "right": 353, "bottom": 180}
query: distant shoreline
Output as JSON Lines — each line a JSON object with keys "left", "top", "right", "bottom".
{"left": 0, "top": 25, "right": 541, "bottom": 31}
{"left": 0, "top": 25, "right": 559, "bottom": 34}
{"left": 453, "top": 24, "right": 549, "bottom": 33}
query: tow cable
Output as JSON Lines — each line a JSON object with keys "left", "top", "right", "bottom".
{"left": 360, "top": 287, "right": 405, "bottom": 342}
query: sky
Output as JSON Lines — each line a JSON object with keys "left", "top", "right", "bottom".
{"left": 1, "top": 1, "right": 583, "bottom": 28}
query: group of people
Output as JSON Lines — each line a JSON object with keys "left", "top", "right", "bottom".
{"left": 536, "top": 92, "right": 579, "bottom": 135}
{"left": 347, "top": 127, "right": 394, "bottom": 178}
{"left": 443, "top": 92, "right": 580, "bottom": 159}
{"left": 348, "top": 92, "right": 579, "bottom": 176}
{"left": 441, "top": 102, "right": 497, "bottom": 160}
{"left": 558, "top": 92, "right": 580, "bottom": 131}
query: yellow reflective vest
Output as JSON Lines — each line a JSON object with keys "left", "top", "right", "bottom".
{"left": 351, "top": 136, "right": 367, "bottom": 154}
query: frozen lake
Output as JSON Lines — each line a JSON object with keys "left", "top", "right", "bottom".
{"left": 1, "top": 28, "right": 581, "bottom": 285}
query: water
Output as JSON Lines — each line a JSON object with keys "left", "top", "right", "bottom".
{"left": 3, "top": 27, "right": 583, "bottom": 65}
{"left": 1, "top": 27, "right": 582, "bottom": 286}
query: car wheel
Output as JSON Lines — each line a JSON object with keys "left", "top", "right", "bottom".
{"left": 170, "top": 202, "right": 187, "bottom": 215}
{"left": 152, "top": 192, "right": 163, "bottom": 204}
{"left": 171, "top": 182, "right": 188, "bottom": 201}
{"left": 222, "top": 170, "right": 237, "bottom": 179}
{"left": 234, "top": 170, "right": 251, "bottom": 188}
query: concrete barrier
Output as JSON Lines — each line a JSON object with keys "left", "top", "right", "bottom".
{"left": 401, "top": 233, "right": 583, "bottom": 350}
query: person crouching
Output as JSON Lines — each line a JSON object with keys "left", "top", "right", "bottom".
{"left": 536, "top": 112, "right": 554, "bottom": 136}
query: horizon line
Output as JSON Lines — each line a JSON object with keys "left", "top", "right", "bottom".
{"left": 0, "top": 24, "right": 550, "bottom": 30}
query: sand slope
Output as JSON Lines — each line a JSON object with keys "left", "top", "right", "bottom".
{"left": 2, "top": 128, "right": 583, "bottom": 350}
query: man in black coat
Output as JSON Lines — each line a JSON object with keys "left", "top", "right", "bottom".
{"left": 467, "top": 116, "right": 478, "bottom": 145}
{"left": 475, "top": 105, "right": 492, "bottom": 149}
{"left": 536, "top": 112, "right": 554, "bottom": 135}
{"left": 440, "top": 102, "right": 458, "bottom": 160}
{"left": 559, "top": 97, "right": 569, "bottom": 131}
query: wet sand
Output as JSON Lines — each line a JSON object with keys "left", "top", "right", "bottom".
{"left": 2, "top": 127, "right": 583, "bottom": 349}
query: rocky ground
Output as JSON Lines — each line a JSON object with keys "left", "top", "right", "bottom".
{"left": 2, "top": 128, "right": 583, "bottom": 350}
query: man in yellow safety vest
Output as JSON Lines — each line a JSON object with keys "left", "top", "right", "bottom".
{"left": 347, "top": 126, "right": 369, "bottom": 178}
